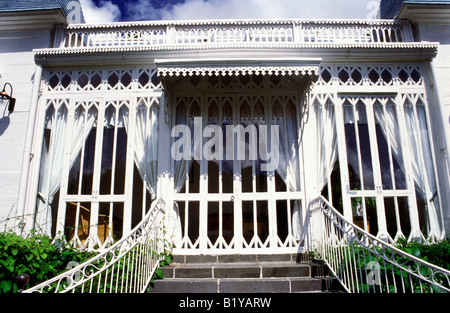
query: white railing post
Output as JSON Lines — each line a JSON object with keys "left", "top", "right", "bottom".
{"left": 167, "top": 24, "right": 176, "bottom": 45}
{"left": 292, "top": 21, "right": 302, "bottom": 43}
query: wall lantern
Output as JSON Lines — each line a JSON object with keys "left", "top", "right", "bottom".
{"left": 0, "top": 82, "right": 16, "bottom": 115}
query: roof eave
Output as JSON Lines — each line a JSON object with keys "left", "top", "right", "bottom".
{"left": 0, "top": 9, "right": 68, "bottom": 31}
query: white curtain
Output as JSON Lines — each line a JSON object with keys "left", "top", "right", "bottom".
{"left": 272, "top": 102, "right": 302, "bottom": 239}
{"left": 133, "top": 102, "right": 159, "bottom": 199}
{"left": 36, "top": 105, "right": 97, "bottom": 236}
{"left": 404, "top": 102, "right": 441, "bottom": 236}
{"left": 315, "top": 100, "right": 338, "bottom": 194}
{"left": 373, "top": 102, "right": 405, "bottom": 176}
{"left": 172, "top": 102, "right": 201, "bottom": 192}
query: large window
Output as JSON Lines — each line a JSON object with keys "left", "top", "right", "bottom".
{"left": 313, "top": 64, "right": 444, "bottom": 242}
{"left": 171, "top": 75, "right": 306, "bottom": 254}
{"left": 30, "top": 69, "right": 161, "bottom": 249}
{"left": 314, "top": 92, "right": 443, "bottom": 241}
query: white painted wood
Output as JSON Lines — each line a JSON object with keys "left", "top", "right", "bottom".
{"left": 0, "top": 10, "right": 447, "bottom": 251}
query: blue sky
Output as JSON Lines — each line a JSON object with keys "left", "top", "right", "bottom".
{"left": 80, "top": 0, "right": 381, "bottom": 23}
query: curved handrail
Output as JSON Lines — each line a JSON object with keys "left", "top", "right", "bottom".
{"left": 24, "top": 198, "right": 167, "bottom": 293}
{"left": 308, "top": 196, "right": 450, "bottom": 293}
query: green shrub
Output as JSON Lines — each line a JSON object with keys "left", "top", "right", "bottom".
{"left": 0, "top": 231, "right": 96, "bottom": 293}
{"left": 395, "top": 239, "right": 450, "bottom": 271}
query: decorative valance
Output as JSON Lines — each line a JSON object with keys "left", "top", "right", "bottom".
{"left": 155, "top": 58, "right": 321, "bottom": 78}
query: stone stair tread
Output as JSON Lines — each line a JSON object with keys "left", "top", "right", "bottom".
{"left": 150, "top": 254, "right": 345, "bottom": 293}
{"left": 161, "top": 261, "right": 312, "bottom": 279}
{"left": 151, "top": 277, "right": 332, "bottom": 293}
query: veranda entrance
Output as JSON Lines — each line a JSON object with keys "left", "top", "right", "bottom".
{"left": 166, "top": 73, "right": 312, "bottom": 254}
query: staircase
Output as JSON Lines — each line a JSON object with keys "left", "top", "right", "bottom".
{"left": 150, "top": 254, "right": 345, "bottom": 293}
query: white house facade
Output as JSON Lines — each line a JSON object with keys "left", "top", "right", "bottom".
{"left": 1, "top": 0, "right": 449, "bottom": 256}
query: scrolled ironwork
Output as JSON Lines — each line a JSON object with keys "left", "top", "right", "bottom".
{"left": 308, "top": 196, "right": 450, "bottom": 293}
{"left": 23, "top": 198, "right": 167, "bottom": 293}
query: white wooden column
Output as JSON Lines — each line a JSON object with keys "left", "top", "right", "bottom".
{"left": 156, "top": 93, "right": 179, "bottom": 244}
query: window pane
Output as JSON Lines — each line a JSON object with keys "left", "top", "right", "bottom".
{"left": 344, "top": 103, "right": 361, "bottom": 190}
{"left": 374, "top": 103, "right": 393, "bottom": 189}
{"left": 356, "top": 102, "right": 374, "bottom": 190}
{"left": 242, "top": 200, "right": 254, "bottom": 244}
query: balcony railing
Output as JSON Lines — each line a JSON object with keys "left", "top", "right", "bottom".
{"left": 53, "top": 19, "right": 414, "bottom": 50}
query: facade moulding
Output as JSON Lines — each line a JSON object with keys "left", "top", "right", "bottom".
{"left": 60, "top": 18, "right": 410, "bottom": 30}
{"left": 33, "top": 44, "right": 438, "bottom": 69}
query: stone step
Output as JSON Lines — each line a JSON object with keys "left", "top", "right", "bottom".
{"left": 151, "top": 277, "right": 340, "bottom": 293}
{"left": 149, "top": 254, "right": 345, "bottom": 293}
{"left": 161, "top": 262, "right": 311, "bottom": 279}
{"left": 171, "top": 253, "right": 305, "bottom": 264}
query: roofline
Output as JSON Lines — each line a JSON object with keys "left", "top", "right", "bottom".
{"left": 0, "top": 9, "right": 68, "bottom": 30}
{"left": 62, "top": 18, "right": 407, "bottom": 31}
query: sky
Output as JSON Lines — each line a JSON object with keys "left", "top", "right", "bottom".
{"left": 79, "top": 0, "right": 382, "bottom": 23}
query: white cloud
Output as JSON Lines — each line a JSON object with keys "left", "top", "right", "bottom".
{"left": 79, "top": 0, "right": 121, "bottom": 23}
{"left": 127, "top": 0, "right": 380, "bottom": 21}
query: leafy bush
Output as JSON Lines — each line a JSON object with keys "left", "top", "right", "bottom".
{"left": 0, "top": 231, "right": 96, "bottom": 293}
{"left": 395, "top": 239, "right": 450, "bottom": 271}
{"left": 322, "top": 239, "right": 450, "bottom": 293}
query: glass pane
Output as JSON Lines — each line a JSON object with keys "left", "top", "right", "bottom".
{"left": 188, "top": 201, "right": 200, "bottom": 243}
{"left": 384, "top": 197, "right": 397, "bottom": 238}
{"left": 351, "top": 196, "right": 376, "bottom": 235}
{"left": 131, "top": 164, "right": 151, "bottom": 228}
{"left": 98, "top": 202, "right": 124, "bottom": 243}
{"left": 356, "top": 102, "right": 374, "bottom": 190}
{"left": 256, "top": 172, "right": 268, "bottom": 192}
{"left": 208, "top": 161, "right": 219, "bottom": 193}
{"left": 207, "top": 101, "right": 220, "bottom": 193}
{"left": 365, "top": 197, "right": 377, "bottom": 236}
{"left": 242, "top": 200, "right": 254, "bottom": 244}
{"left": 275, "top": 171, "right": 286, "bottom": 192}
{"left": 64, "top": 202, "right": 91, "bottom": 243}
{"left": 398, "top": 196, "right": 411, "bottom": 238}
{"left": 100, "top": 105, "right": 115, "bottom": 195}
{"left": 177, "top": 201, "right": 186, "bottom": 238}
{"left": 276, "top": 200, "right": 288, "bottom": 242}
{"left": 68, "top": 105, "right": 98, "bottom": 195}
{"left": 344, "top": 103, "right": 361, "bottom": 190}
{"left": 257, "top": 200, "right": 269, "bottom": 243}
{"left": 222, "top": 99, "right": 234, "bottom": 193}
{"left": 222, "top": 201, "right": 234, "bottom": 244}
{"left": 242, "top": 165, "right": 253, "bottom": 192}
{"left": 387, "top": 102, "right": 406, "bottom": 189}
{"left": 207, "top": 202, "right": 219, "bottom": 243}
{"left": 113, "top": 127, "right": 127, "bottom": 194}
{"left": 81, "top": 128, "right": 96, "bottom": 195}
{"left": 374, "top": 104, "right": 393, "bottom": 190}
{"left": 188, "top": 160, "right": 200, "bottom": 193}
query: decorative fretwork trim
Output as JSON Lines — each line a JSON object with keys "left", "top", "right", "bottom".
{"left": 155, "top": 58, "right": 320, "bottom": 78}
{"left": 43, "top": 64, "right": 424, "bottom": 93}
{"left": 44, "top": 68, "right": 162, "bottom": 92}
{"left": 35, "top": 42, "right": 438, "bottom": 56}
{"left": 315, "top": 64, "right": 424, "bottom": 87}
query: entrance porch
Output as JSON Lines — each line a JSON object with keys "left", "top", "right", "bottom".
{"left": 156, "top": 59, "right": 320, "bottom": 255}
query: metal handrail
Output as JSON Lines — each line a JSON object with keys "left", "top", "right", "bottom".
{"left": 23, "top": 198, "right": 167, "bottom": 293}
{"left": 308, "top": 196, "right": 450, "bottom": 293}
